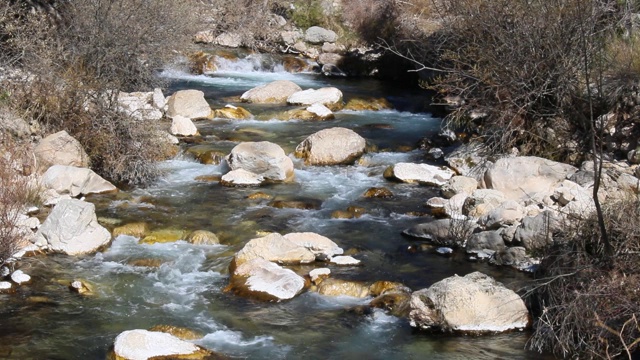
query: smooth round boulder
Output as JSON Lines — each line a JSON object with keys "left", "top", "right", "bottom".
{"left": 226, "top": 141, "right": 295, "bottom": 182}
{"left": 294, "top": 127, "right": 366, "bottom": 165}
{"left": 186, "top": 230, "right": 220, "bottom": 245}
{"left": 315, "top": 278, "right": 369, "bottom": 298}
{"left": 305, "top": 26, "right": 337, "bottom": 44}
{"left": 233, "top": 233, "right": 316, "bottom": 268}
{"left": 220, "top": 169, "right": 264, "bottom": 187}
{"left": 240, "top": 80, "right": 302, "bottom": 104}
{"left": 166, "top": 90, "right": 212, "bottom": 120}
{"left": 409, "top": 272, "right": 530, "bottom": 332}
{"left": 34, "top": 130, "right": 89, "bottom": 173}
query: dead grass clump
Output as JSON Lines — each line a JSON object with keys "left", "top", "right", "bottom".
{"left": 528, "top": 199, "right": 640, "bottom": 359}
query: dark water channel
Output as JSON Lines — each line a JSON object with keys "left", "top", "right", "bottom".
{"left": 0, "top": 55, "right": 551, "bottom": 359}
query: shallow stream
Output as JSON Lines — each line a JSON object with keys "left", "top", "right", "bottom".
{"left": 0, "top": 55, "right": 550, "bottom": 359}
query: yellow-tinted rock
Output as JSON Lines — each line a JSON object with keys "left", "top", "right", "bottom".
{"left": 278, "top": 108, "right": 334, "bottom": 121}
{"left": 331, "top": 210, "right": 355, "bottom": 219}
{"left": 214, "top": 106, "right": 253, "bottom": 120}
{"left": 363, "top": 187, "right": 394, "bottom": 199}
{"left": 268, "top": 199, "right": 321, "bottom": 210}
{"left": 69, "top": 279, "right": 94, "bottom": 296}
{"left": 315, "top": 278, "right": 370, "bottom": 298}
{"left": 148, "top": 325, "right": 203, "bottom": 341}
{"left": 369, "top": 281, "right": 408, "bottom": 297}
{"left": 186, "top": 146, "right": 226, "bottom": 165}
{"left": 186, "top": 230, "right": 220, "bottom": 245}
{"left": 112, "top": 222, "right": 149, "bottom": 238}
{"left": 283, "top": 56, "right": 311, "bottom": 73}
{"left": 344, "top": 97, "right": 393, "bottom": 111}
{"left": 247, "top": 192, "right": 274, "bottom": 200}
{"left": 128, "top": 258, "right": 165, "bottom": 268}
{"left": 189, "top": 51, "right": 217, "bottom": 74}
{"left": 194, "top": 175, "right": 221, "bottom": 182}
{"left": 140, "top": 229, "right": 188, "bottom": 245}
{"left": 369, "top": 291, "right": 412, "bottom": 317}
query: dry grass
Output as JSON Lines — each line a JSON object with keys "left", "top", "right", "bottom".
{"left": 528, "top": 199, "right": 640, "bottom": 359}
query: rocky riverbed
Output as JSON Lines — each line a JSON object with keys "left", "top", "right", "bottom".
{"left": 3, "top": 51, "right": 634, "bottom": 359}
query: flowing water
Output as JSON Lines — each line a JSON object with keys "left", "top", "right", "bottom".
{"left": 0, "top": 54, "right": 550, "bottom": 359}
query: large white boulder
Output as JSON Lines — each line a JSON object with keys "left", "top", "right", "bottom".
{"left": 34, "top": 199, "right": 111, "bottom": 255}
{"left": 385, "top": 163, "right": 455, "bottom": 186}
{"left": 34, "top": 131, "right": 89, "bottom": 173}
{"left": 409, "top": 272, "right": 530, "bottom": 332}
{"left": 240, "top": 80, "right": 302, "bottom": 104}
{"left": 166, "top": 90, "right": 212, "bottom": 119}
{"left": 234, "top": 233, "right": 316, "bottom": 267}
{"left": 287, "top": 87, "right": 343, "bottom": 109}
{"left": 283, "top": 232, "right": 344, "bottom": 260}
{"left": 441, "top": 176, "right": 478, "bottom": 198}
{"left": 226, "top": 141, "right": 295, "bottom": 182}
{"left": 117, "top": 91, "right": 163, "bottom": 121}
{"left": 113, "top": 329, "right": 209, "bottom": 360}
{"left": 294, "top": 127, "right": 366, "bottom": 165}
{"left": 305, "top": 26, "right": 337, "bottom": 44}
{"left": 41, "top": 165, "right": 117, "bottom": 197}
{"left": 229, "top": 258, "right": 306, "bottom": 301}
{"left": 170, "top": 115, "right": 199, "bottom": 137}
{"left": 483, "top": 156, "right": 577, "bottom": 201}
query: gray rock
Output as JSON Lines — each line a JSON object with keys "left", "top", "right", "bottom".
{"left": 117, "top": 91, "right": 163, "bottom": 121}
{"left": 169, "top": 115, "right": 199, "bottom": 136}
{"left": 403, "top": 219, "right": 476, "bottom": 247}
{"left": 409, "top": 272, "right": 530, "bottom": 332}
{"left": 214, "top": 32, "right": 242, "bottom": 48}
{"left": 220, "top": 169, "right": 264, "bottom": 187}
{"left": 441, "top": 176, "right": 478, "bottom": 199}
{"left": 466, "top": 231, "right": 506, "bottom": 254}
{"left": 483, "top": 156, "right": 577, "bottom": 201}
{"left": 0, "top": 108, "right": 30, "bottom": 138}
{"left": 514, "top": 211, "right": 562, "bottom": 251}
{"left": 305, "top": 26, "right": 337, "bottom": 44}
{"left": 462, "top": 189, "right": 507, "bottom": 218}
{"left": 34, "top": 199, "right": 111, "bottom": 255}
{"left": 479, "top": 200, "right": 525, "bottom": 229}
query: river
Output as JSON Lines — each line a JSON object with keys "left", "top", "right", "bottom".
{"left": 0, "top": 53, "right": 550, "bottom": 359}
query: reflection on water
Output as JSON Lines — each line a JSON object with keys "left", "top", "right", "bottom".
{"left": 0, "top": 57, "right": 549, "bottom": 359}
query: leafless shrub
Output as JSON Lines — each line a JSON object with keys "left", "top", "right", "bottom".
{"left": 1, "top": 0, "right": 195, "bottom": 185}
{"left": 528, "top": 199, "right": 640, "bottom": 359}
{"left": 0, "top": 135, "right": 39, "bottom": 267}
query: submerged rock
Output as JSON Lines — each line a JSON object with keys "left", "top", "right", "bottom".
{"left": 409, "top": 272, "right": 530, "bottom": 332}
{"left": 213, "top": 105, "right": 252, "bottom": 120}
{"left": 186, "top": 230, "right": 220, "bottom": 245}
{"left": 112, "top": 222, "right": 150, "bottom": 239}
{"left": 344, "top": 97, "right": 393, "bottom": 111}
{"left": 295, "top": 127, "right": 366, "bottom": 165}
{"left": 315, "top": 278, "right": 369, "bottom": 298}
{"left": 363, "top": 187, "right": 393, "bottom": 199}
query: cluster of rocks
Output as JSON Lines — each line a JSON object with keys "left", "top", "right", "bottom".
{"left": 222, "top": 230, "right": 530, "bottom": 334}
{"left": 402, "top": 150, "right": 640, "bottom": 271}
